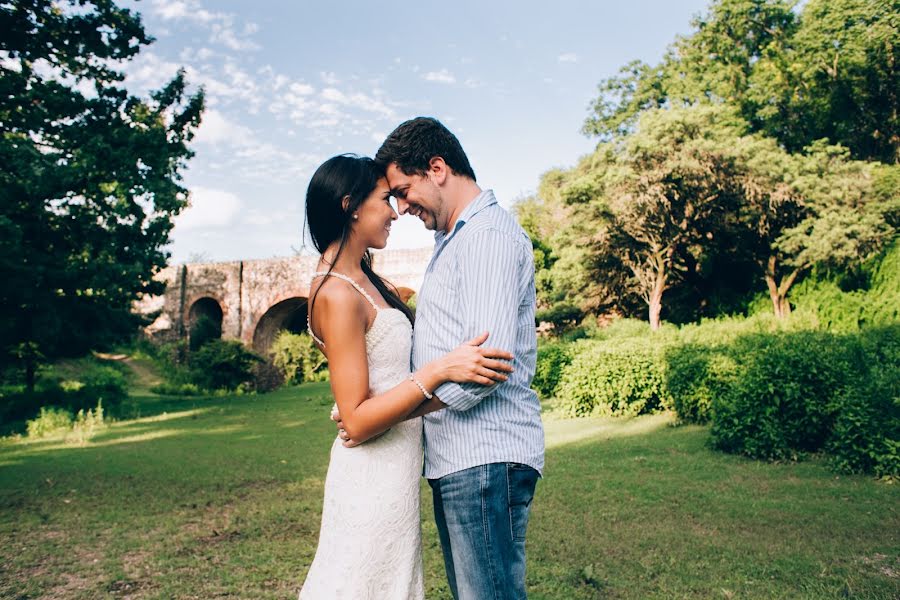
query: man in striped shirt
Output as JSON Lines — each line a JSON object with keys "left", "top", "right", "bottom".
{"left": 375, "top": 117, "right": 545, "bottom": 600}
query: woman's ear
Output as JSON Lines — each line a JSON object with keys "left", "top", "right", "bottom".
{"left": 341, "top": 194, "right": 352, "bottom": 212}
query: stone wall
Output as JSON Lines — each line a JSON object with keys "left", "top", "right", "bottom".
{"left": 137, "top": 248, "right": 432, "bottom": 353}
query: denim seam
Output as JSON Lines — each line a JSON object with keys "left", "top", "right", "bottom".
{"left": 481, "top": 465, "right": 501, "bottom": 599}
{"left": 506, "top": 463, "right": 515, "bottom": 544}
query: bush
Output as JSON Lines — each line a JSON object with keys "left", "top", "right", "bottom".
{"left": 249, "top": 360, "right": 285, "bottom": 393}
{"left": 189, "top": 314, "right": 222, "bottom": 351}
{"left": 189, "top": 340, "right": 262, "bottom": 391}
{"left": 149, "top": 382, "right": 203, "bottom": 396}
{"left": 556, "top": 338, "right": 671, "bottom": 417}
{"left": 707, "top": 329, "right": 897, "bottom": 469}
{"left": 270, "top": 331, "right": 328, "bottom": 384}
{"left": 26, "top": 406, "right": 73, "bottom": 438}
{"left": 826, "top": 327, "right": 900, "bottom": 477}
{"left": 1, "top": 362, "right": 127, "bottom": 426}
{"left": 665, "top": 344, "right": 738, "bottom": 424}
{"left": 532, "top": 342, "right": 572, "bottom": 398}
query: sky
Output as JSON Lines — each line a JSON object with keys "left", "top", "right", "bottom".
{"left": 119, "top": 0, "right": 711, "bottom": 263}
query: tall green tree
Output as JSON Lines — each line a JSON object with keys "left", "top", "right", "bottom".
{"left": 584, "top": 0, "right": 899, "bottom": 163}
{"left": 0, "top": 0, "right": 204, "bottom": 390}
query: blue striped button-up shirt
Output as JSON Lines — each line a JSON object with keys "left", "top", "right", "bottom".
{"left": 413, "top": 189, "right": 545, "bottom": 479}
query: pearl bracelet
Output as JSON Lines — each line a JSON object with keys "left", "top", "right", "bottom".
{"left": 408, "top": 374, "right": 433, "bottom": 400}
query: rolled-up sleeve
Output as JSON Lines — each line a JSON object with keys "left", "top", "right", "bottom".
{"left": 434, "top": 227, "right": 526, "bottom": 411}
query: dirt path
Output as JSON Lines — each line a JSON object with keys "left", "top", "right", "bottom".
{"left": 94, "top": 352, "right": 163, "bottom": 394}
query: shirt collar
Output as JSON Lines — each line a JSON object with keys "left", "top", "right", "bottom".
{"left": 434, "top": 189, "right": 497, "bottom": 246}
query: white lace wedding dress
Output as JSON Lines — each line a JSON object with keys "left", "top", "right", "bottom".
{"left": 299, "top": 272, "right": 424, "bottom": 600}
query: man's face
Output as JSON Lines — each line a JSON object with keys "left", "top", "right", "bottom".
{"left": 384, "top": 162, "right": 446, "bottom": 232}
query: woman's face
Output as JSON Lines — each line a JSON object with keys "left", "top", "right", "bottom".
{"left": 350, "top": 177, "right": 398, "bottom": 249}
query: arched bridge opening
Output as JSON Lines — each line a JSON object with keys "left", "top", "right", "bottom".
{"left": 188, "top": 297, "right": 223, "bottom": 350}
{"left": 253, "top": 297, "right": 308, "bottom": 354}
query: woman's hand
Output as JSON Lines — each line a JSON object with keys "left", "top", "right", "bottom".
{"left": 438, "top": 331, "right": 514, "bottom": 385}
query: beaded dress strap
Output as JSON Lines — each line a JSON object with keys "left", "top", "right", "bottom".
{"left": 307, "top": 271, "right": 380, "bottom": 347}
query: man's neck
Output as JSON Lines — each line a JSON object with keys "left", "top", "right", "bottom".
{"left": 444, "top": 179, "right": 483, "bottom": 233}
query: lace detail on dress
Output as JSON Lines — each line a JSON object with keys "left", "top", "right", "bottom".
{"left": 299, "top": 274, "right": 423, "bottom": 600}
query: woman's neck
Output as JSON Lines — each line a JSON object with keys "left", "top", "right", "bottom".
{"left": 320, "top": 235, "right": 367, "bottom": 278}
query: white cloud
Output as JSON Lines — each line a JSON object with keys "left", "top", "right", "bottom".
{"left": 194, "top": 109, "right": 253, "bottom": 145}
{"left": 175, "top": 187, "right": 241, "bottom": 231}
{"left": 558, "top": 52, "right": 578, "bottom": 63}
{"left": 320, "top": 71, "right": 340, "bottom": 85}
{"left": 150, "top": 0, "right": 259, "bottom": 52}
{"left": 423, "top": 69, "right": 456, "bottom": 84}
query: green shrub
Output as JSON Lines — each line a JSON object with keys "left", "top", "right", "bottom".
{"left": 556, "top": 338, "right": 671, "bottom": 417}
{"left": 26, "top": 406, "right": 73, "bottom": 438}
{"left": 710, "top": 331, "right": 869, "bottom": 461}
{"left": 270, "top": 331, "right": 328, "bottom": 384}
{"left": 189, "top": 314, "right": 222, "bottom": 351}
{"left": 826, "top": 326, "right": 900, "bottom": 477}
{"left": 149, "top": 382, "right": 203, "bottom": 396}
{"left": 250, "top": 360, "right": 285, "bottom": 393}
{"left": 665, "top": 344, "right": 738, "bottom": 424}
{"left": 532, "top": 342, "right": 572, "bottom": 398}
{"left": 189, "top": 340, "right": 262, "bottom": 391}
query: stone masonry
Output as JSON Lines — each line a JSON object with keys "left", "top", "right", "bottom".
{"left": 136, "top": 248, "right": 432, "bottom": 353}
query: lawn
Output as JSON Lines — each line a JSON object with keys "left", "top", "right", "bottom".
{"left": 0, "top": 383, "right": 897, "bottom": 599}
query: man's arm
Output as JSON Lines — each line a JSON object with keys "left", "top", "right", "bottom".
{"left": 434, "top": 227, "right": 528, "bottom": 412}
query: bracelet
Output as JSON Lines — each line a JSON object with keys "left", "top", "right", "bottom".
{"left": 408, "top": 374, "right": 434, "bottom": 400}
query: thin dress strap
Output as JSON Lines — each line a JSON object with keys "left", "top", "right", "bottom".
{"left": 307, "top": 271, "right": 380, "bottom": 347}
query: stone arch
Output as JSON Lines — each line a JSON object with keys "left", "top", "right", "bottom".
{"left": 252, "top": 297, "right": 308, "bottom": 354}
{"left": 187, "top": 297, "right": 223, "bottom": 349}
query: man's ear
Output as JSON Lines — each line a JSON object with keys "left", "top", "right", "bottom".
{"left": 341, "top": 194, "right": 352, "bottom": 212}
{"left": 428, "top": 157, "right": 449, "bottom": 186}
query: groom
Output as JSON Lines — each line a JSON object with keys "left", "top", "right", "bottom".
{"left": 376, "top": 117, "right": 544, "bottom": 599}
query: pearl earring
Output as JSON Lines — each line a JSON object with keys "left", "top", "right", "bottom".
{"left": 353, "top": 214, "right": 359, "bottom": 220}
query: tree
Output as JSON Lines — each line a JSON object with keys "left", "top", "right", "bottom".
{"left": 583, "top": 0, "right": 899, "bottom": 163}
{"left": 0, "top": 1, "right": 204, "bottom": 390}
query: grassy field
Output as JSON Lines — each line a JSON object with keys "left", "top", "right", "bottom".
{"left": 1, "top": 382, "right": 898, "bottom": 599}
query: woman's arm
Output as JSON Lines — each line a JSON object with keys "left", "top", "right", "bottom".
{"left": 314, "top": 286, "right": 443, "bottom": 444}
{"left": 315, "top": 287, "right": 514, "bottom": 446}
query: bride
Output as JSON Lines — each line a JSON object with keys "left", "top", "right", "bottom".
{"left": 298, "top": 155, "right": 514, "bottom": 599}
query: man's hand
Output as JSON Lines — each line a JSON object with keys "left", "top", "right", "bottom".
{"left": 331, "top": 406, "right": 361, "bottom": 448}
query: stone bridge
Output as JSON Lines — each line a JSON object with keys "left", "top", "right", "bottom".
{"left": 137, "top": 248, "right": 432, "bottom": 353}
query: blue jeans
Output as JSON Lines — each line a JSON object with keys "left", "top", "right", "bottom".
{"left": 428, "top": 462, "right": 540, "bottom": 600}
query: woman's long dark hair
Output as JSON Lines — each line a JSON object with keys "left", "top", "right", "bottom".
{"left": 305, "top": 154, "right": 414, "bottom": 329}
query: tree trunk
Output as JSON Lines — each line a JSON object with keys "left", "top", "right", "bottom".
{"left": 25, "top": 359, "right": 36, "bottom": 395}
{"left": 764, "top": 255, "right": 800, "bottom": 319}
{"left": 648, "top": 269, "right": 667, "bottom": 331}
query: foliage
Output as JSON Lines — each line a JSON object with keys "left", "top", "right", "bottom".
{"left": 188, "top": 340, "right": 262, "bottom": 392}
{"left": 583, "top": 0, "right": 899, "bottom": 163}
{"left": 249, "top": 360, "right": 285, "bottom": 393}
{"left": 664, "top": 344, "right": 738, "bottom": 425}
{"left": 149, "top": 381, "right": 203, "bottom": 396}
{"left": 189, "top": 315, "right": 222, "bottom": 352}
{"left": 555, "top": 338, "right": 671, "bottom": 417}
{"left": 707, "top": 326, "right": 899, "bottom": 476}
{"left": 25, "top": 400, "right": 106, "bottom": 442}
{"left": 25, "top": 406, "right": 72, "bottom": 438}
{"left": 1, "top": 358, "right": 126, "bottom": 427}
{"left": 269, "top": 331, "right": 328, "bottom": 385}
{"left": 532, "top": 342, "right": 572, "bottom": 398}
{"left": 0, "top": 0, "right": 204, "bottom": 389}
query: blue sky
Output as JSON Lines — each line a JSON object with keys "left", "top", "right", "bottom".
{"left": 121, "top": 0, "right": 711, "bottom": 263}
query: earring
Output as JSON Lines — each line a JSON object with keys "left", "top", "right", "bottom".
{"left": 353, "top": 214, "right": 359, "bottom": 219}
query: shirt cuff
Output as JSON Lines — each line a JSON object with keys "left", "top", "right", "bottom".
{"left": 434, "top": 381, "right": 483, "bottom": 411}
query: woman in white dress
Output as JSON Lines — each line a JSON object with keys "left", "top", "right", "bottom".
{"left": 298, "top": 155, "right": 513, "bottom": 599}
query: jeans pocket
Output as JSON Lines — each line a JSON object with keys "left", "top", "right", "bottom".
{"left": 507, "top": 463, "right": 538, "bottom": 543}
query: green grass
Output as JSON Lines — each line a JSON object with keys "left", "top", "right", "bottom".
{"left": 1, "top": 384, "right": 897, "bottom": 599}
